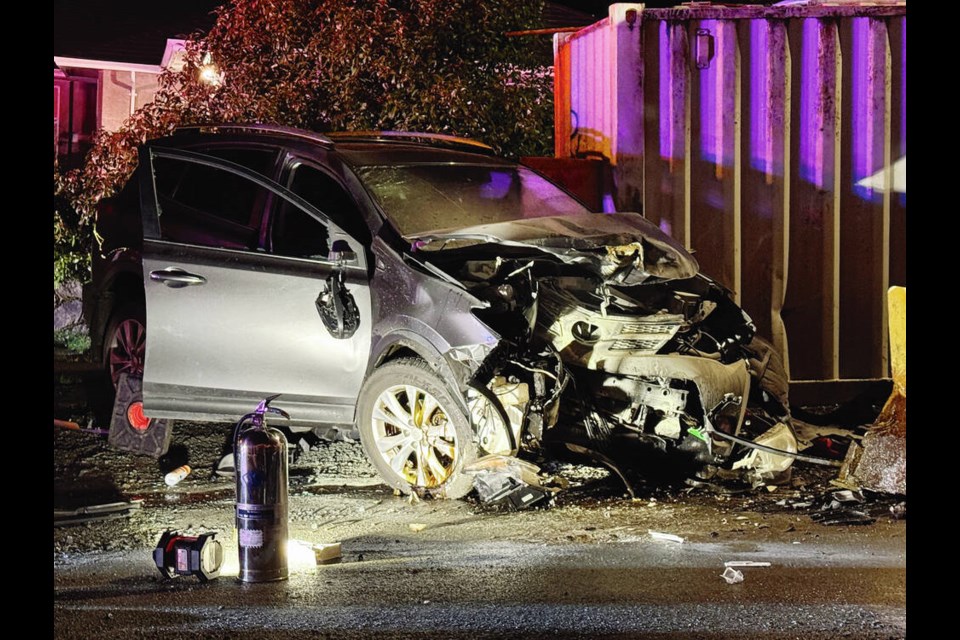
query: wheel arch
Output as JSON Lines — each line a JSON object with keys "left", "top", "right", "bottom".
{"left": 368, "top": 330, "right": 471, "bottom": 416}
{"left": 89, "top": 266, "right": 145, "bottom": 359}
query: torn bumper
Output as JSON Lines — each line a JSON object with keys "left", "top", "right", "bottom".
{"left": 583, "top": 354, "right": 752, "bottom": 462}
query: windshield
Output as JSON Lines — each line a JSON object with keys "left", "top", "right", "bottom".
{"left": 356, "top": 164, "right": 592, "bottom": 237}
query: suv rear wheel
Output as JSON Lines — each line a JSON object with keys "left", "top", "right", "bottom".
{"left": 357, "top": 358, "right": 477, "bottom": 499}
{"left": 103, "top": 302, "right": 146, "bottom": 389}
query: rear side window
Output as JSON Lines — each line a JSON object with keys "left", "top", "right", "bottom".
{"left": 198, "top": 147, "right": 278, "bottom": 178}
{"left": 153, "top": 156, "right": 271, "bottom": 250}
{"left": 96, "top": 168, "right": 143, "bottom": 251}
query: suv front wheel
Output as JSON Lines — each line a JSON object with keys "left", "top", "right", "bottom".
{"left": 357, "top": 358, "right": 477, "bottom": 499}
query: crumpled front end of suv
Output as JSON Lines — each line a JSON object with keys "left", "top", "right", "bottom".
{"left": 410, "top": 212, "right": 795, "bottom": 489}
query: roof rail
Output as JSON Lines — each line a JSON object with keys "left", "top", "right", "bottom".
{"left": 326, "top": 131, "right": 495, "bottom": 154}
{"left": 175, "top": 123, "right": 335, "bottom": 148}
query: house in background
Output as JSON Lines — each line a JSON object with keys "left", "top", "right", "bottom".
{"left": 53, "top": 0, "right": 221, "bottom": 168}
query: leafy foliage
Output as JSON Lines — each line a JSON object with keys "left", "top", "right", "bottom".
{"left": 55, "top": 0, "right": 553, "bottom": 287}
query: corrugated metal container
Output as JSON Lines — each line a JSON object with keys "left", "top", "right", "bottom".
{"left": 554, "top": 1, "right": 906, "bottom": 385}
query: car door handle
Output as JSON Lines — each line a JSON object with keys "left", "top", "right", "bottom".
{"left": 149, "top": 268, "right": 207, "bottom": 288}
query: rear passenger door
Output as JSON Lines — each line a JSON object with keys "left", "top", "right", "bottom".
{"left": 139, "top": 146, "right": 372, "bottom": 426}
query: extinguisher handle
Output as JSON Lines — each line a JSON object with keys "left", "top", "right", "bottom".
{"left": 265, "top": 406, "right": 291, "bottom": 420}
{"left": 255, "top": 394, "right": 290, "bottom": 420}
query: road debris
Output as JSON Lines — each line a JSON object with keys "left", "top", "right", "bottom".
{"left": 810, "top": 508, "right": 876, "bottom": 526}
{"left": 731, "top": 422, "right": 798, "bottom": 486}
{"left": 889, "top": 502, "right": 906, "bottom": 520}
{"left": 721, "top": 567, "right": 744, "bottom": 584}
{"left": 830, "top": 489, "right": 864, "bottom": 504}
{"left": 54, "top": 499, "right": 143, "bottom": 527}
{"left": 851, "top": 287, "right": 906, "bottom": 495}
{"left": 853, "top": 432, "right": 906, "bottom": 495}
{"left": 648, "top": 530, "right": 684, "bottom": 544}
{"left": 313, "top": 542, "right": 342, "bottom": 565}
{"left": 409, "top": 523, "right": 428, "bottom": 532}
{"left": 465, "top": 455, "right": 558, "bottom": 510}
{"left": 54, "top": 418, "right": 109, "bottom": 436}
{"left": 164, "top": 465, "right": 192, "bottom": 487}
{"left": 724, "top": 561, "right": 771, "bottom": 568}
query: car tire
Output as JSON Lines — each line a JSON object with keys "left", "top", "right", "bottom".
{"left": 103, "top": 301, "right": 146, "bottom": 390}
{"left": 357, "top": 358, "right": 477, "bottom": 499}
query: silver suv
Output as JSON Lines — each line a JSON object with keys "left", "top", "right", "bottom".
{"left": 86, "top": 124, "right": 794, "bottom": 498}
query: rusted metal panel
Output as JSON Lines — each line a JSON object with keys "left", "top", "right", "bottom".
{"left": 782, "top": 17, "right": 842, "bottom": 381}
{"left": 888, "top": 16, "right": 906, "bottom": 290}
{"left": 737, "top": 19, "right": 790, "bottom": 368}
{"left": 553, "top": 2, "right": 906, "bottom": 383}
{"left": 641, "top": 19, "right": 691, "bottom": 249}
{"left": 688, "top": 19, "right": 740, "bottom": 303}
{"left": 837, "top": 17, "right": 890, "bottom": 379}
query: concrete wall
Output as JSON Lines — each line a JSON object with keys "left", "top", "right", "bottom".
{"left": 554, "top": 2, "right": 907, "bottom": 384}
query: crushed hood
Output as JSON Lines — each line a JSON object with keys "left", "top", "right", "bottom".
{"left": 410, "top": 213, "right": 700, "bottom": 285}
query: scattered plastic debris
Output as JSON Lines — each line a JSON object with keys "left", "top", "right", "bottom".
{"left": 164, "top": 464, "right": 192, "bottom": 487}
{"left": 648, "top": 530, "right": 684, "bottom": 544}
{"left": 831, "top": 489, "right": 864, "bottom": 504}
{"left": 313, "top": 542, "right": 342, "bottom": 565}
{"left": 889, "top": 502, "right": 906, "bottom": 520}
{"left": 810, "top": 508, "right": 876, "bottom": 526}
{"left": 721, "top": 567, "right": 744, "bottom": 584}
{"left": 464, "top": 455, "right": 557, "bottom": 510}
{"left": 776, "top": 499, "right": 813, "bottom": 509}
{"left": 409, "top": 523, "right": 427, "bottom": 533}
{"left": 731, "top": 422, "right": 798, "bottom": 486}
{"left": 724, "top": 561, "right": 771, "bottom": 568}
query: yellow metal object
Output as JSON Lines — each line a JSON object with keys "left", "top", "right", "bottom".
{"left": 888, "top": 287, "right": 906, "bottom": 396}
{"left": 870, "top": 287, "right": 906, "bottom": 436}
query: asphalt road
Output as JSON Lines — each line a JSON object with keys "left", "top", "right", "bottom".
{"left": 54, "top": 525, "right": 905, "bottom": 639}
{"left": 53, "top": 372, "right": 905, "bottom": 639}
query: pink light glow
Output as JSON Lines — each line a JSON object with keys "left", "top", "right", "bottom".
{"left": 749, "top": 20, "right": 778, "bottom": 178}
{"left": 658, "top": 21, "right": 677, "bottom": 161}
{"left": 799, "top": 20, "right": 828, "bottom": 189}
{"left": 852, "top": 18, "right": 880, "bottom": 201}
{"left": 697, "top": 20, "right": 726, "bottom": 166}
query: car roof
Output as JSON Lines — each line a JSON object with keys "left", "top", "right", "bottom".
{"left": 155, "top": 124, "right": 510, "bottom": 167}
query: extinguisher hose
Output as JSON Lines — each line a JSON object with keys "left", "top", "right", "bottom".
{"left": 231, "top": 411, "right": 259, "bottom": 451}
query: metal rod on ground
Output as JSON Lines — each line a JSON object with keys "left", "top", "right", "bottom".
{"left": 54, "top": 419, "right": 110, "bottom": 435}
{"left": 708, "top": 430, "right": 844, "bottom": 467}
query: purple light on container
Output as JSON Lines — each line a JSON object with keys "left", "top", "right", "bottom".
{"left": 659, "top": 218, "right": 673, "bottom": 237}
{"left": 749, "top": 20, "right": 773, "bottom": 176}
{"left": 698, "top": 20, "right": 721, "bottom": 165}
{"left": 899, "top": 20, "right": 906, "bottom": 206}
{"left": 851, "top": 18, "right": 879, "bottom": 201}
{"left": 798, "top": 20, "right": 824, "bottom": 189}
{"left": 658, "top": 21, "right": 676, "bottom": 162}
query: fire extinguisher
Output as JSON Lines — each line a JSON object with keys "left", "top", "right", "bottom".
{"left": 234, "top": 394, "right": 290, "bottom": 583}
